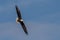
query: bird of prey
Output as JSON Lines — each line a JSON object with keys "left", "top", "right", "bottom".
{"left": 15, "top": 5, "right": 28, "bottom": 35}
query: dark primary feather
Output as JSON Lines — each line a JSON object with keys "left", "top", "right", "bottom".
{"left": 15, "top": 5, "right": 22, "bottom": 19}
{"left": 19, "top": 21, "right": 28, "bottom": 35}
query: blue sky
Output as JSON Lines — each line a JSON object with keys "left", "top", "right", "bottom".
{"left": 0, "top": 0, "right": 60, "bottom": 40}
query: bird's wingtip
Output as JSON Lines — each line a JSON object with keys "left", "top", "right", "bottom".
{"left": 25, "top": 32, "right": 28, "bottom": 35}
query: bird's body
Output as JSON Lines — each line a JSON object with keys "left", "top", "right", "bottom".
{"left": 15, "top": 5, "right": 28, "bottom": 35}
{"left": 16, "top": 18, "right": 23, "bottom": 23}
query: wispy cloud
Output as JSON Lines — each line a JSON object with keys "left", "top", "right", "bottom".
{"left": 0, "top": 22, "right": 60, "bottom": 40}
{"left": 0, "top": 0, "right": 60, "bottom": 40}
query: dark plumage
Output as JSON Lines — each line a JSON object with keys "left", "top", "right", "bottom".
{"left": 15, "top": 5, "right": 28, "bottom": 35}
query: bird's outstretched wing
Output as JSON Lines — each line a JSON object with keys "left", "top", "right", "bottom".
{"left": 19, "top": 21, "right": 28, "bottom": 35}
{"left": 15, "top": 5, "right": 28, "bottom": 35}
{"left": 15, "top": 5, "right": 22, "bottom": 19}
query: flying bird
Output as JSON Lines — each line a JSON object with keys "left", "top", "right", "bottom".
{"left": 15, "top": 5, "right": 28, "bottom": 35}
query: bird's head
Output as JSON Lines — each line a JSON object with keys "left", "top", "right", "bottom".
{"left": 16, "top": 18, "right": 19, "bottom": 23}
